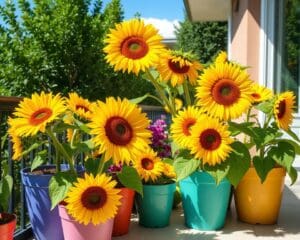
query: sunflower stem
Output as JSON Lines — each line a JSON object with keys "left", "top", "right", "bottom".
{"left": 46, "top": 128, "right": 76, "bottom": 175}
{"left": 97, "top": 154, "right": 106, "bottom": 175}
{"left": 183, "top": 80, "right": 192, "bottom": 106}
{"left": 145, "top": 69, "right": 176, "bottom": 116}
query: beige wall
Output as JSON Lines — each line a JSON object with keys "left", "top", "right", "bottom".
{"left": 231, "top": 0, "right": 261, "bottom": 83}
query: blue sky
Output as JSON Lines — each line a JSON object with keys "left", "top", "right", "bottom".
{"left": 0, "top": 0, "right": 185, "bottom": 38}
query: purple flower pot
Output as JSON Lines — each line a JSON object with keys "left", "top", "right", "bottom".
{"left": 21, "top": 164, "right": 84, "bottom": 240}
{"left": 59, "top": 204, "right": 113, "bottom": 240}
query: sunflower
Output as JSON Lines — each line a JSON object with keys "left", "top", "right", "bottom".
{"left": 164, "top": 98, "right": 183, "bottom": 113}
{"left": 133, "top": 148, "right": 164, "bottom": 183}
{"left": 171, "top": 106, "right": 203, "bottom": 148}
{"left": 273, "top": 91, "right": 295, "bottom": 130}
{"left": 88, "top": 97, "right": 152, "bottom": 164}
{"left": 8, "top": 92, "right": 66, "bottom": 137}
{"left": 163, "top": 163, "right": 176, "bottom": 179}
{"left": 250, "top": 83, "right": 273, "bottom": 103}
{"left": 189, "top": 116, "right": 234, "bottom": 166}
{"left": 7, "top": 122, "right": 23, "bottom": 161}
{"left": 215, "top": 51, "right": 228, "bottom": 63}
{"left": 104, "top": 19, "right": 165, "bottom": 75}
{"left": 65, "top": 173, "right": 122, "bottom": 226}
{"left": 196, "top": 62, "right": 253, "bottom": 120}
{"left": 157, "top": 50, "right": 202, "bottom": 86}
{"left": 66, "top": 92, "right": 94, "bottom": 120}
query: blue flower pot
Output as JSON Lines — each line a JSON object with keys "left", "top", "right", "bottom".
{"left": 21, "top": 164, "right": 84, "bottom": 240}
{"left": 179, "top": 171, "right": 231, "bottom": 230}
{"left": 136, "top": 182, "right": 176, "bottom": 228}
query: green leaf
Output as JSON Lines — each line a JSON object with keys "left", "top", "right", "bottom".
{"left": 173, "top": 157, "right": 200, "bottom": 181}
{"left": 268, "top": 141, "right": 295, "bottom": 172}
{"left": 49, "top": 171, "right": 77, "bottom": 210}
{"left": 253, "top": 156, "right": 275, "bottom": 183}
{"left": 226, "top": 141, "right": 251, "bottom": 187}
{"left": 74, "top": 118, "right": 90, "bottom": 134}
{"left": 129, "top": 94, "right": 150, "bottom": 104}
{"left": 31, "top": 150, "right": 47, "bottom": 171}
{"left": 287, "top": 166, "right": 298, "bottom": 185}
{"left": 273, "top": 139, "right": 300, "bottom": 155}
{"left": 228, "top": 121, "right": 256, "bottom": 138}
{"left": 285, "top": 128, "right": 300, "bottom": 142}
{"left": 0, "top": 174, "right": 13, "bottom": 212}
{"left": 117, "top": 166, "right": 143, "bottom": 196}
{"left": 203, "top": 162, "right": 230, "bottom": 185}
{"left": 52, "top": 122, "right": 76, "bottom": 133}
{"left": 255, "top": 101, "right": 273, "bottom": 114}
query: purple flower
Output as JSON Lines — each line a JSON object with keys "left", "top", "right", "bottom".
{"left": 148, "top": 115, "right": 172, "bottom": 158}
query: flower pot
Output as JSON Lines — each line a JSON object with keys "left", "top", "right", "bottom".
{"left": 20, "top": 164, "right": 84, "bottom": 240}
{"left": 234, "top": 167, "right": 286, "bottom": 224}
{"left": 0, "top": 213, "right": 17, "bottom": 240}
{"left": 179, "top": 171, "right": 231, "bottom": 230}
{"left": 59, "top": 204, "right": 113, "bottom": 240}
{"left": 112, "top": 188, "right": 135, "bottom": 236}
{"left": 135, "top": 182, "right": 176, "bottom": 228}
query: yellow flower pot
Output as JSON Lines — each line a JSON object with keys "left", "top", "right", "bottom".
{"left": 234, "top": 167, "right": 286, "bottom": 224}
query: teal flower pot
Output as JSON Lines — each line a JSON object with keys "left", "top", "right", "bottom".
{"left": 179, "top": 171, "right": 230, "bottom": 230}
{"left": 136, "top": 182, "right": 176, "bottom": 228}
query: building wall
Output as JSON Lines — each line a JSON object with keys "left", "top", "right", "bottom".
{"left": 231, "top": 0, "right": 261, "bottom": 82}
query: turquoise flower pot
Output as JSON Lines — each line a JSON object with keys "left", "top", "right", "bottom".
{"left": 179, "top": 171, "right": 230, "bottom": 230}
{"left": 136, "top": 182, "right": 176, "bottom": 228}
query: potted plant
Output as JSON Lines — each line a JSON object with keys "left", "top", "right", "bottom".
{"left": 103, "top": 18, "right": 254, "bottom": 230}
{"left": 7, "top": 92, "right": 149, "bottom": 239}
{"left": 229, "top": 85, "right": 300, "bottom": 224}
{"left": 0, "top": 162, "right": 16, "bottom": 240}
{"left": 133, "top": 147, "right": 177, "bottom": 228}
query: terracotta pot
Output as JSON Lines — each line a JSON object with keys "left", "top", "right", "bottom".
{"left": 112, "top": 188, "right": 135, "bottom": 236}
{"left": 0, "top": 213, "right": 17, "bottom": 240}
{"left": 234, "top": 167, "right": 286, "bottom": 224}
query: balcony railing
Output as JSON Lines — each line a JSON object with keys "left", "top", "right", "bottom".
{"left": 0, "top": 96, "right": 168, "bottom": 240}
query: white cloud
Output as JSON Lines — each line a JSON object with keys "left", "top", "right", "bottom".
{"left": 142, "top": 18, "right": 180, "bottom": 39}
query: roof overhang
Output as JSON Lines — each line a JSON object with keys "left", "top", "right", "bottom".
{"left": 184, "top": 0, "right": 231, "bottom": 22}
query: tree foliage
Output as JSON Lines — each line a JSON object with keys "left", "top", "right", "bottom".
{"left": 175, "top": 18, "right": 228, "bottom": 64}
{"left": 0, "top": 0, "right": 155, "bottom": 101}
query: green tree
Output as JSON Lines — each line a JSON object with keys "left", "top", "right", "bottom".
{"left": 175, "top": 18, "right": 228, "bottom": 64}
{"left": 0, "top": 0, "right": 156, "bottom": 102}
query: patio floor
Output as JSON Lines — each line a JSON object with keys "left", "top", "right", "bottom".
{"left": 113, "top": 168, "right": 300, "bottom": 240}
{"left": 28, "top": 166, "right": 300, "bottom": 240}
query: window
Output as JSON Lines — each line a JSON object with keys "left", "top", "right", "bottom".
{"left": 274, "top": 0, "right": 300, "bottom": 113}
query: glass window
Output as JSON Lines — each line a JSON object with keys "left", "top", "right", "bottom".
{"left": 274, "top": 0, "right": 300, "bottom": 113}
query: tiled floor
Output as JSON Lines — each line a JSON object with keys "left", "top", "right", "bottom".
{"left": 29, "top": 167, "right": 300, "bottom": 240}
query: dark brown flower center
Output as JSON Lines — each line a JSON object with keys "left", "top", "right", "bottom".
{"left": 251, "top": 93, "right": 261, "bottom": 100}
{"left": 81, "top": 186, "right": 107, "bottom": 210}
{"left": 121, "top": 36, "right": 149, "bottom": 59}
{"left": 211, "top": 79, "right": 241, "bottom": 106}
{"left": 168, "top": 60, "right": 190, "bottom": 74}
{"left": 141, "top": 158, "right": 154, "bottom": 170}
{"left": 182, "top": 118, "right": 196, "bottom": 136}
{"left": 30, "top": 108, "right": 53, "bottom": 125}
{"left": 277, "top": 100, "right": 286, "bottom": 119}
{"left": 76, "top": 104, "right": 89, "bottom": 113}
{"left": 200, "top": 129, "right": 221, "bottom": 150}
{"left": 105, "top": 116, "right": 133, "bottom": 146}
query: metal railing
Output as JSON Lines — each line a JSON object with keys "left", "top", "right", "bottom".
{"left": 0, "top": 96, "right": 169, "bottom": 240}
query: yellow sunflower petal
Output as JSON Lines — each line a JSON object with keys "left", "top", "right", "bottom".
{"left": 104, "top": 19, "right": 165, "bottom": 75}
{"left": 196, "top": 62, "right": 253, "bottom": 120}
{"left": 190, "top": 116, "right": 234, "bottom": 166}
{"left": 88, "top": 97, "right": 152, "bottom": 165}
{"left": 273, "top": 91, "right": 295, "bottom": 130}
{"left": 65, "top": 173, "right": 122, "bottom": 226}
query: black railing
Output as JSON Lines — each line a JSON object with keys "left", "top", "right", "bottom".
{"left": 0, "top": 96, "right": 169, "bottom": 240}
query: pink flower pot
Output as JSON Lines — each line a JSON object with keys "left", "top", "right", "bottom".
{"left": 58, "top": 204, "right": 113, "bottom": 240}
